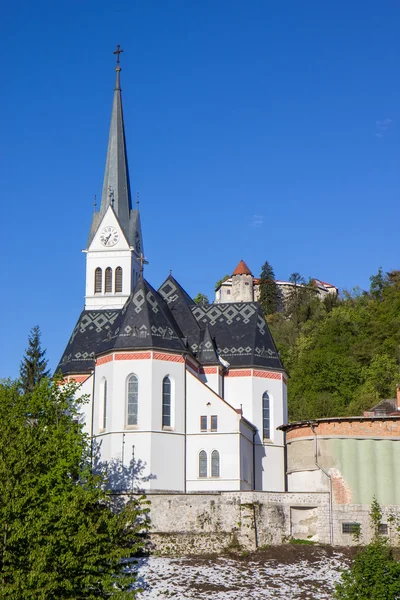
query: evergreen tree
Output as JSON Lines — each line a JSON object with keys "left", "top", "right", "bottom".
{"left": 194, "top": 292, "right": 209, "bottom": 305}
{"left": 0, "top": 378, "right": 149, "bottom": 598}
{"left": 215, "top": 274, "right": 230, "bottom": 290}
{"left": 258, "top": 261, "right": 280, "bottom": 315}
{"left": 20, "top": 325, "right": 50, "bottom": 394}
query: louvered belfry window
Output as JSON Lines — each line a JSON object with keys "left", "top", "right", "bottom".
{"left": 105, "top": 267, "right": 112, "bottom": 293}
{"left": 94, "top": 268, "right": 102, "bottom": 294}
{"left": 199, "top": 451, "right": 207, "bottom": 478}
{"left": 115, "top": 267, "right": 123, "bottom": 293}
{"left": 127, "top": 374, "right": 138, "bottom": 426}
{"left": 211, "top": 450, "right": 220, "bottom": 477}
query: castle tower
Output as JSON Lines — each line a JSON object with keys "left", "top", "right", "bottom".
{"left": 231, "top": 260, "right": 254, "bottom": 302}
{"left": 84, "top": 46, "right": 143, "bottom": 310}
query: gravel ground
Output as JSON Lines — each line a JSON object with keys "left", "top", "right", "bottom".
{"left": 135, "top": 546, "right": 357, "bottom": 599}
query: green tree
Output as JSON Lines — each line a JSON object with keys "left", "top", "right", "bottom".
{"left": 215, "top": 274, "right": 230, "bottom": 290}
{"left": 0, "top": 379, "right": 149, "bottom": 598}
{"left": 335, "top": 499, "right": 400, "bottom": 599}
{"left": 369, "top": 267, "right": 390, "bottom": 301}
{"left": 258, "top": 261, "right": 280, "bottom": 315}
{"left": 19, "top": 325, "right": 50, "bottom": 395}
{"left": 194, "top": 292, "right": 209, "bottom": 305}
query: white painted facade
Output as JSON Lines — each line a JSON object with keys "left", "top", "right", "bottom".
{"left": 70, "top": 356, "right": 287, "bottom": 493}
{"left": 84, "top": 206, "right": 141, "bottom": 310}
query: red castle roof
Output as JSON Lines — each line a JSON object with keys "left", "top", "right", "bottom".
{"left": 232, "top": 260, "right": 253, "bottom": 276}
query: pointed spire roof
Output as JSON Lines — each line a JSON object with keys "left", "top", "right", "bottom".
{"left": 87, "top": 47, "right": 142, "bottom": 250}
{"left": 198, "top": 325, "right": 219, "bottom": 364}
{"left": 99, "top": 278, "right": 188, "bottom": 353}
{"left": 232, "top": 260, "right": 253, "bottom": 276}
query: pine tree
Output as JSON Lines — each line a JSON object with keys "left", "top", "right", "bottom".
{"left": 258, "top": 261, "right": 280, "bottom": 315}
{"left": 0, "top": 378, "right": 149, "bottom": 598}
{"left": 20, "top": 325, "right": 50, "bottom": 394}
{"left": 194, "top": 292, "right": 209, "bottom": 305}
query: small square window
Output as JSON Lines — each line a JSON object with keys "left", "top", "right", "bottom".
{"left": 200, "top": 416, "right": 207, "bottom": 431}
{"left": 378, "top": 523, "right": 388, "bottom": 535}
{"left": 211, "top": 416, "right": 218, "bottom": 431}
{"left": 342, "top": 522, "right": 360, "bottom": 534}
{"left": 227, "top": 290, "right": 231, "bottom": 295}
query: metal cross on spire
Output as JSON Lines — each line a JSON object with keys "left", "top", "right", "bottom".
{"left": 113, "top": 44, "right": 123, "bottom": 65}
{"left": 138, "top": 253, "right": 149, "bottom": 278}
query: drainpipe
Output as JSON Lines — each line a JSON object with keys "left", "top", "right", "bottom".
{"left": 90, "top": 369, "right": 95, "bottom": 467}
{"left": 309, "top": 421, "right": 333, "bottom": 545}
{"left": 252, "top": 429, "right": 257, "bottom": 491}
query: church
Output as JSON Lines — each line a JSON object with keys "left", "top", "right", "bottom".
{"left": 57, "top": 51, "right": 288, "bottom": 493}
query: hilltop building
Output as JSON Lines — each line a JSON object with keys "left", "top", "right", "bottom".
{"left": 57, "top": 53, "right": 288, "bottom": 494}
{"left": 215, "top": 260, "right": 338, "bottom": 307}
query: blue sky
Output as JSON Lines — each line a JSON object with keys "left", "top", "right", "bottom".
{"left": 1, "top": 0, "right": 400, "bottom": 378}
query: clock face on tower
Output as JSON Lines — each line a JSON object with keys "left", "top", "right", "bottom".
{"left": 100, "top": 226, "right": 119, "bottom": 247}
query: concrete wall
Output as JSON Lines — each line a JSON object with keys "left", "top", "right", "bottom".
{"left": 286, "top": 419, "right": 400, "bottom": 504}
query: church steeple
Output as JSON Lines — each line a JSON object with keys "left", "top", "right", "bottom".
{"left": 84, "top": 47, "right": 144, "bottom": 311}
{"left": 99, "top": 45, "right": 131, "bottom": 227}
{"left": 87, "top": 46, "right": 143, "bottom": 253}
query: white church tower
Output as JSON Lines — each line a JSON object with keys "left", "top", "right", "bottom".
{"left": 84, "top": 45, "right": 143, "bottom": 310}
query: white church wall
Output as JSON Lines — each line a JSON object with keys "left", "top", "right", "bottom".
{"left": 240, "top": 421, "right": 254, "bottom": 490}
{"left": 186, "top": 370, "right": 244, "bottom": 491}
{"left": 74, "top": 375, "right": 94, "bottom": 436}
{"left": 85, "top": 207, "right": 140, "bottom": 310}
{"left": 201, "top": 367, "right": 221, "bottom": 395}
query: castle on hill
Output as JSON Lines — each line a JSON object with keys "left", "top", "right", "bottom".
{"left": 215, "top": 259, "right": 338, "bottom": 306}
{"left": 57, "top": 54, "right": 288, "bottom": 493}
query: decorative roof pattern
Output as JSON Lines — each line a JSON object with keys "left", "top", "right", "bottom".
{"left": 191, "top": 302, "right": 283, "bottom": 369}
{"left": 158, "top": 275, "right": 201, "bottom": 354}
{"left": 99, "top": 277, "right": 188, "bottom": 354}
{"left": 57, "top": 310, "right": 120, "bottom": 374}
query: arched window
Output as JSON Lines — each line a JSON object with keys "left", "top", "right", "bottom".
{"left": 199, "top": 450, "right": 207, "bottom": 478}
{"left": 115, "top": 267, "right": 123, "bottom": 293}
{"left": 162, "top": 376, "right": 171, "bottom": 427}
{"left": 105, "top": 267, "right": 112, "bottom": 293}
{"left": 103, "top": 380, "right": 108, "bottom": 430}
{"left": 262, "top": 392, "right": 270, "bottom": 439}
{"left": 94, "top": 268, "right": 102, "bottom": 294}
{"left": 211, "top": 450, "right": 220, "bottom": 477}
{"left": 127, "top": 374, "right": 138, "bottom": 426}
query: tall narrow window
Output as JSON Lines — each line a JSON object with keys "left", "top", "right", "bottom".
{"left": 262, "top": 392, "right": 270, "bottom": 439}
{"left": 103, "top": 380, "right": 108, "bottom": 430}
{"left": 127, "top": 374, "right": 138, "bottom": 426}
{"left": 94, "top": 268, "right": 102, "bottom": 294}
{"left": 211, "top": 450, "right": 220, "bottom": 477}
{"left": 211, "top": 416, "right": 218, "bottom": 431}
{"left": 115, "top": 267, "right": 123, "bottom": 293}
{"left": 199, "top": 450, "right": 207, "bottom": 478}
{"left": 200, "top": 416, "right": 207, "bottom": 431}
{"left": 162, "top": 376, "right": 171, "bottom": 427}
{"left": 105, "top": 267, "right": 112, "bottom": 293}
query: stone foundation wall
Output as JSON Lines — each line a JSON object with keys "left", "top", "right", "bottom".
{"left": 136, "top": 491, "right": 331, "bottom": 554}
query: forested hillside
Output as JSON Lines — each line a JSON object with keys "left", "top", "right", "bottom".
{"left": 266, "top": 269, "right": 400, "bottom": 421}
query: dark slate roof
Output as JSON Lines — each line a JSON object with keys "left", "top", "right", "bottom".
{"left": 57, "top": 277, "right": 284, "bottom": 374}
{"left": 198, "top": 326, "right": 219, "bottom": 365}
{"left": 191, "top": 302, "right": 283, "bottom": 370}
{"left": 98, "top": 277, "right": 188, "bottom": 354}
{"left": 56, "top": 309, "right": 120, "bottom": 375}
{"left": 86, "top": 67, "right": 142, "bottom": 250}
{"left": 158, "top": 275, "right": 201, "bottom": 354}
{"left": 370, "top": 398, "right": 398, "bottom": 416}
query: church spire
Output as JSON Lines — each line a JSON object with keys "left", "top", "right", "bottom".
{"left": 99, "top": 45, "right": 132, "bottom": 230}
